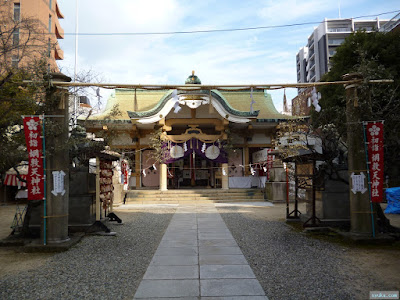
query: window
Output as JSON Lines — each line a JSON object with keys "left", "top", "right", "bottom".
{"left": 328, "top": 38, "right": 345, "bottom": 45}
{"left": 48, "top": 15, "right": 52, "bottom": 33}
{"left": 14, "top": 3, "right": 20, "bottom": 21}
{"left": 13, "top": 29, "right": 19, "bottom": 46}
{"left": 49, "top": 0, "right": 52, "bottom": 9}
{"left": 12, "top": 55, "right": 19, "bottom": 68}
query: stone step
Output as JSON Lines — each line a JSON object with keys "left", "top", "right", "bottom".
{"left": 125, "top": 198, "right": 265, "bottom": 204}
{"left": 126, "top": 189, "right": 263, "bottom": 195}
{"left": 126, "top": 193, "right": 264, "bottom": 199}
{"left": 125, "top": 188, "right": 265, "bottom": 203}
{"left": 126, "top": 197, "right": 264, "bottom": 203}
{"left": 126, "top": 191, "right": 263, "bottom": 197}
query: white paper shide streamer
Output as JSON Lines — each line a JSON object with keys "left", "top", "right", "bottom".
{"left": 171, "top": 89, "right": 181, "bottom": 113}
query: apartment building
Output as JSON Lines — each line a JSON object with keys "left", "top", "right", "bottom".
{"left": 296, "top": 18, "right": 387, "bottom": 90}
{"left": 0, "top": 0, "right": 64, "bottom": 72}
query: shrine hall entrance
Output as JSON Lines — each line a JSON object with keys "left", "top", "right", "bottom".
{"left": 167, "top": 155, "right": 220, "bottom": 189}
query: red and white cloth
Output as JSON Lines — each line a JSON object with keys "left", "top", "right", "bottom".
{"left": 4, "top": 174, "right": 27, "bottom": 187}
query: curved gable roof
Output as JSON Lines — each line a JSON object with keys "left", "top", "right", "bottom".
{"left": 127, "top": 89, "right": 259, "bottom": 119}
{"left": 85, "top": 88, "right": 293, "bottom": 123}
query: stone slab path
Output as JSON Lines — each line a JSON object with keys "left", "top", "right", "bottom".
{"left": 133, "top": 204, "right": 268, "bottom": 299}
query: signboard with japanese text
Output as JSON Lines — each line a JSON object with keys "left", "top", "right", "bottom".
{"left": 366, "top": 122, "right": 384, "bottom": 203}
{"left": 23, "top": 116, "right": 45, "bottom": 200}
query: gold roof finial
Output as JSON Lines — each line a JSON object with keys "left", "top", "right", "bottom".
{"left": 192, "top": 70, "right": 195, "bottom": 76}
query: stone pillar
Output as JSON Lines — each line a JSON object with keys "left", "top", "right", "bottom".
{"left": 221, "top": 163, "right": 229, "bottom": 190}
{"left": 343, "top": 73, "right": 374, "bottom": 235}
{"left": 160, "top": 163, "right": 168, "bottom": 191}
{"left": 45, "top": 73, "right": 71, "bottom": 243}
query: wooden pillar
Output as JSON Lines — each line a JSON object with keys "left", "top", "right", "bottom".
{"left": 160, "top": 163, "right": 168, "bottom": 191}
{"left": 190, "top": 152, "right": 195, "bottom": 186}
{"left": 135, "top": 144, "right": 141, "bottom": 189}
{"left": 95, "top": 157, "right": 101, "bottom": 221}
{"left": 221, "top": 163, "right": 229, "bottom": 190}
{"left": 244, "top": 146, "right": 250, "bottom": 176}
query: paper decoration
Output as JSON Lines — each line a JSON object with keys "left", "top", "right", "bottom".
{"left": 250, "top": 166, "right": 256, "bottom": 176}
{"left": 171, "top": 89, "right": 181, "bottom": 114}
{"left": 351, "top": 172, "right": 367, "bottom": 194}
{"left": 201, "top": 143, "right": 206, "bottom": 153}
{"left": 173, "top": 105, "right": 182, "bottom": 114}
{"left": 142, "top": 169, "right": 146, "bottom": 177}
{"left": 51, "top": 170, "right": 66, "bottom": 196}
{"left": 222, "top": 167, "right": 226, "bottom": 176}
{"left": 311, "top": 87, "right": 322, "bottom": 112}
{"left": 152, "top": 164, "right": 157, "bottom": 171}
{"left": 183, "top": 142, "right": 188, "bottom": 152}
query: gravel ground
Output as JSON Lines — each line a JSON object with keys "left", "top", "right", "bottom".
{"left": 217, "top": 206, "right": 373, "bottom": 300}
{"left": 0, "top": 208, "right": 175, "bottom": 300}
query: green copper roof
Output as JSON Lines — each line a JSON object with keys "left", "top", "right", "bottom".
{"left": 185, "top": 73, "right": 201, "bottom": 84}
{"left": 127, "top": 89, "right": 259, "bottom": 119}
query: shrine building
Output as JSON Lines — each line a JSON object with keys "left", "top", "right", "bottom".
{"left": 83, "top": 72, "right": 293, "bottom": 190}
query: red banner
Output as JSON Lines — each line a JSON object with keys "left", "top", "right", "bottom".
{"left": 366, "top": 122, "right": 384, "bottom": 203}
{"left": 23, "top": 117, "right": 45, "bottom": 200}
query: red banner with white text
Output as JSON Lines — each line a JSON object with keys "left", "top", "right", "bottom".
{"left": 23, "top": 116, "right": 45, "bottom": 200}
{"left": 366, "top": 122, "right": 384, "bottom": 203}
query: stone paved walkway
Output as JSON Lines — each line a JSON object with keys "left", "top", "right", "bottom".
{"left": 133, "top": 204, "right": 268, "bottom": 299}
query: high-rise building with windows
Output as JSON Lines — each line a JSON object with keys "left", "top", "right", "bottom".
{"left": 0, "top": 0, "right": 64, "bottom": 72}
{"left": 296, "top": 18, "right": 387, "bottom": 92}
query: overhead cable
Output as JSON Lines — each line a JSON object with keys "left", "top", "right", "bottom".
{"left": 61, "top": 10, "right": 400, "bottom": 37}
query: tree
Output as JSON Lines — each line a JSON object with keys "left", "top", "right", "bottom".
{"left": 0, "top": 1, "right": 107, "bottom": 177}
{"left": 313, "top": 30, "right": 400, "bottom": 186}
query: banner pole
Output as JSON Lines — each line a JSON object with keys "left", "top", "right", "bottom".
{"left": 362, "top": 122, "right": 376, "bottom": 238}
{"left": 41, "top": 114, "right": 47, "bottom": 245}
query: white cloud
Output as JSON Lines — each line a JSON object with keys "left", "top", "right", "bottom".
{"left": 258, "top": 0, "right": 333, "bottom": 23}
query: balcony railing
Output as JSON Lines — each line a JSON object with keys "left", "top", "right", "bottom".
{"left": 328, "top": 27, "right": 350, "bottom": 32}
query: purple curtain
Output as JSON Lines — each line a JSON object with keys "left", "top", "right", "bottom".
{"left": 163, "top": 138, "right": 228, "bottom": 164}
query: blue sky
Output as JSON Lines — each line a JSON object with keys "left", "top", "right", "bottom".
{"left": 57, "top": 0, "right": 399, "bottom": 112}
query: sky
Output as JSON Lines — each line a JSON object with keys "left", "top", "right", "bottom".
{"left": 56, "top": 0, "right": 400, "bottom": 112}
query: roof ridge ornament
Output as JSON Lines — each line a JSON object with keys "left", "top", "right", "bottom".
{"left": 185, "top": 70, "right": 201, "bottom": 84}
